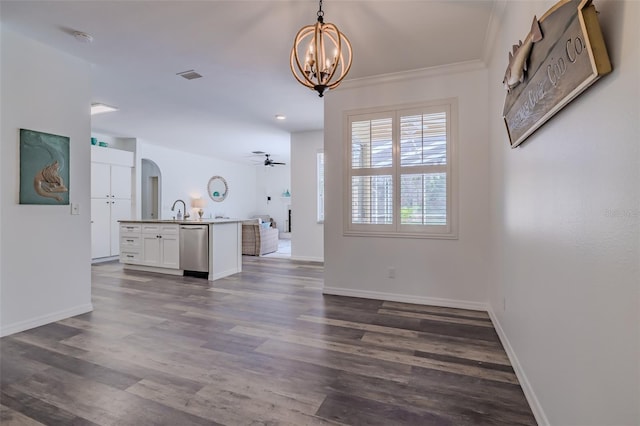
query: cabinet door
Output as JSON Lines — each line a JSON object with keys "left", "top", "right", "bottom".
{"left": 160, "top": 234, "right": 180, "bottom": 269}
{"left": 110, "top": 199, "right": 132, "bottom": 256}
{"left": 110, "top": 165, "right": 132, "bottom": 199}
{"left": 91, "top": 163, "right": 111, "bottom": 198}
{"left": 91, "top": 198, "right": 111, "bottom": 258}
{"left": 141, "top": 234, "right": 161, "bottom": 266}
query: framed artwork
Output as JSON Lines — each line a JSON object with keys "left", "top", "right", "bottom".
{"left": 19, "top": 128, "right": 70, "bottom": 205}
{"left": 502, "top": 0, "right": 612, "bottom": 148}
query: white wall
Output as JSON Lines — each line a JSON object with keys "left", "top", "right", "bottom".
{"left": 135, "top": 140, "right": 258, "bottom": 221}
{"left": 291, "top": 130, "right": 324, "bottom": 262}
{"left": 0, "top": 28, "right": 93, "bottom": 336}
{"left": 323, "top": 64, "right": 491, "bottom": 308}
{"left": 487, "top": 1, "right": 639, "bottom": 425}
{"left": 254, "top": 163, "right": 291, "bottom": 233}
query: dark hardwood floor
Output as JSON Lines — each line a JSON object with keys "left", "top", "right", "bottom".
{"left": 1, "top": 257, "right": 536, "bottom": 425}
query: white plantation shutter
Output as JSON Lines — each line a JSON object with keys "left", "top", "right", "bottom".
{"left": 351, "top": 118, "right": 393, "bottom": 169}
{"left": 400, "top": 112, "right": 447, "bottom": 166}
{"left": 351, "top": 175, "right": 393, "bottom": 224}
{"left": 345, "top": 101, "right": 456, "bottom": 238}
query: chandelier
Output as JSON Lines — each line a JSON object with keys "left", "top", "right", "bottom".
{"left": 290, "top": 0, "right": 352, "bottom": 97}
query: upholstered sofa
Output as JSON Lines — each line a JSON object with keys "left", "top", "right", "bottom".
{"left": 241, "top": 216, "right": 279, "bottom": 256}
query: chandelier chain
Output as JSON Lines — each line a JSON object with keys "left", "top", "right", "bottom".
{"left": 317, "top": 0, "right": 324, "bottom": 21}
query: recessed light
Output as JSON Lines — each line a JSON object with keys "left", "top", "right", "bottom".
{"left": 91, "top": 103, "right": 118, "bottom": 115}
{"left": 275, "top": 114, "right": 286, "bottom": 120}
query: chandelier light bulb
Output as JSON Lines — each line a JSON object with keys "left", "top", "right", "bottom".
{"left": 290, "top": 0, "right": 352, "bottom": 97}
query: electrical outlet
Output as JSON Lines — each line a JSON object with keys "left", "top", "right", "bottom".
{"left": 71, "top": 203, "right": 80, "bottom": 215}
{"left": 387, "top": 267, "right": 396, "bottom": 279}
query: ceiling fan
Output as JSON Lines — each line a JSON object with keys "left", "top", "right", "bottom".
{"left": 263, "top": 154, "right": 286, "bottom": 167}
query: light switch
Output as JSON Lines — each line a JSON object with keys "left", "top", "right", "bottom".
{"left": 71, "top": 203, "right": 80, "bottom": 215}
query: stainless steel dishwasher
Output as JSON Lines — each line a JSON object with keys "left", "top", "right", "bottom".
{"left": 179, "top": 225, "right": 209, "bottom": 273}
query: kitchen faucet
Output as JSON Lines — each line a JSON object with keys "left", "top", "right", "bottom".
{"left": 171, "top": 199, "right": 190, "bottom": 220}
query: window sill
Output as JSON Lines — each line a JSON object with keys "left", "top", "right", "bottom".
{"left": 343, "top": 230, "right": 458, "bottom": 240}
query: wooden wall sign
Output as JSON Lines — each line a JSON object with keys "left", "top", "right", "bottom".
{"left": 502, "top": 0, "right": 612, "bottom": 148}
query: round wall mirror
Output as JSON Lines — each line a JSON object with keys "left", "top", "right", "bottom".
{"left": 207, "top": 176, "right": 228, "bottom": 202}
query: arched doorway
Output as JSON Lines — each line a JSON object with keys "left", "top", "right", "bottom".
{"left": 141, "top": 159, "right": 161, "bottom": 220}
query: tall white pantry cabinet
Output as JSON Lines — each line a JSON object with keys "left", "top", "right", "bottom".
{"left": 91, "top": 146, "right": 134, "bottom": 259}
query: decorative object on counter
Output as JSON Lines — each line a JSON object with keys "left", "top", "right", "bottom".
{"left": 19, "top": 128, "right": 70, "bottom": 205}
{"left": 502, "top": 0, "right": 611, "bottom": 148}
{"left": 290, "top": 0, "right": 352, "bottom": 97}
{"left": 282, "top": 189, "right": 290, "bottom": 197}
{"left": 171, "top": 199, "right": 190, "bottom": 220}
{"left": 98, "top": 141, "right": 108, "bottom": 147}
{"left": 91, "top": 137, "right": 97, "bottom": 145}
{"left": 191, "top": 197, "right": 206, "bottom": 219}
{"left": 207, "top": 175, "right": 228, "bottom": 202}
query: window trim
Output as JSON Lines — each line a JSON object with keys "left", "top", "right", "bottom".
{"left": 343, "top": 98, "right": 458, "bottom": 239}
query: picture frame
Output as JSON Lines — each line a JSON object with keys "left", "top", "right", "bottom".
{"left": 19, "top": 128, "right": 70, "bottom": 205}
{"left": 502, "top": 0, "right": 612, "bottom": 148}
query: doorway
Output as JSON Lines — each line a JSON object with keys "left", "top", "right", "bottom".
{"left": 141, "top": 159, "right": 161, "bottom": 220}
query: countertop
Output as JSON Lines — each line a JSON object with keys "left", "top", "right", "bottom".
{"left": 119, "top": 218, "right": 243, "bottom": 224}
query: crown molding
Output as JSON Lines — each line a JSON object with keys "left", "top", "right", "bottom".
{"left": 337, "top": 60, "right": 487, "bottom": 92}
{"left": 482, "top": 0, "right": 508, "bottom": 65}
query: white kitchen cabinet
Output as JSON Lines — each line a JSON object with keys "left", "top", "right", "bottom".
{"left": 91, "top": 147, "right": 134, "bottom": 259}
{"left": 139, "top": 224, "right": 180, "bottom": 269}
{"left": 91, "top": 199, "right": 112, "bottom": 258}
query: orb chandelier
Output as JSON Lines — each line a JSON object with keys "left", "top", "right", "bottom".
{"left": 290, "top": 0, "right": 352, "bottom": 97}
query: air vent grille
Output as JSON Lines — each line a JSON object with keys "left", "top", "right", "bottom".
{"left": 176, "top": 70, "right": 203, "bottom": 80}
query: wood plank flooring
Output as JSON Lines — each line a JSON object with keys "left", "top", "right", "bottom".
{"left": 1, "top": 257, "right": 536, "bottom": 425}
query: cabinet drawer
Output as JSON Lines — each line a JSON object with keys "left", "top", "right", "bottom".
{"left": 120, "top": 251, "right": 140, "bottom": 263}
{"left": 141, "top": 224, "right": 179, "bottom": 235}
{"left": 160, "top": 224, "right": 179, "bottom": 235}
{"left": 120, "top": 223, "right": 141, "bottom": 234}
{"left": 120, "top": 235, "right": 140, "bottom": 248}
{"left": 141, "top": 224, "right": 161, "bottom": 234}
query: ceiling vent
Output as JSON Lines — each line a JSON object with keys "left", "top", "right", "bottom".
{"left": 176, "top": 70, "right": 203, "bottom": 80}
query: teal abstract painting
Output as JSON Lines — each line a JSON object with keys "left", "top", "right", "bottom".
{"left": 20, "top": 129, "right": 70, "bottom": 205}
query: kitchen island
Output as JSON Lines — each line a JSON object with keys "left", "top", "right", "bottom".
{"left": 118, "top": 219, "right": 242, "bottom": 281}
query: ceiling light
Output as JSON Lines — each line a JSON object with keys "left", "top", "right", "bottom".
{"left": 290, "top": 0, "right": 352, "bottom": 97}
{"left": 275, "top": 114, "right": 286, "bottom": 120}
{"left": 91, "top": 103, "right": 118, "bottom": 115}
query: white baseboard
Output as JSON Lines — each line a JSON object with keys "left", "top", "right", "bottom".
{"left": 291, "top": 256, "right": 324, "bottom": 263}
{"left": 0, "top": 303, "right": 93, "bottom": 337}
{"left": 91, "top": 256, "right": 118, "bottom": 264}
{"left": 123, "top": 264, "right": 184, "bottom": 275}
{"left": 487, "top": 305, "right": 549, "bottom": 426}
{"left": 322, "top": 286, "right": 487, "bottom": 311}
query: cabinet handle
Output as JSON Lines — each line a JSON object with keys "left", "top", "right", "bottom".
{"left": 126, "top": 255, "right": 134, "bottom": 258}
{"left": 126, "top": 239, "right": 134, "bottom": 242}
{"left": 105, "top": 195, "right": 109, "bottom": 198}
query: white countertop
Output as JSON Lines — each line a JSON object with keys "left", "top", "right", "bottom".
{"left": 119, "top": 219, "right": 243, "bottom": 224}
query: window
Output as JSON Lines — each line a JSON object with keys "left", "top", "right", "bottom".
{"left": 317, "top": 151, "right": 325, "bottom": 223}
{"left": 345, "top": 99, "right": 457, "bottom": 238}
